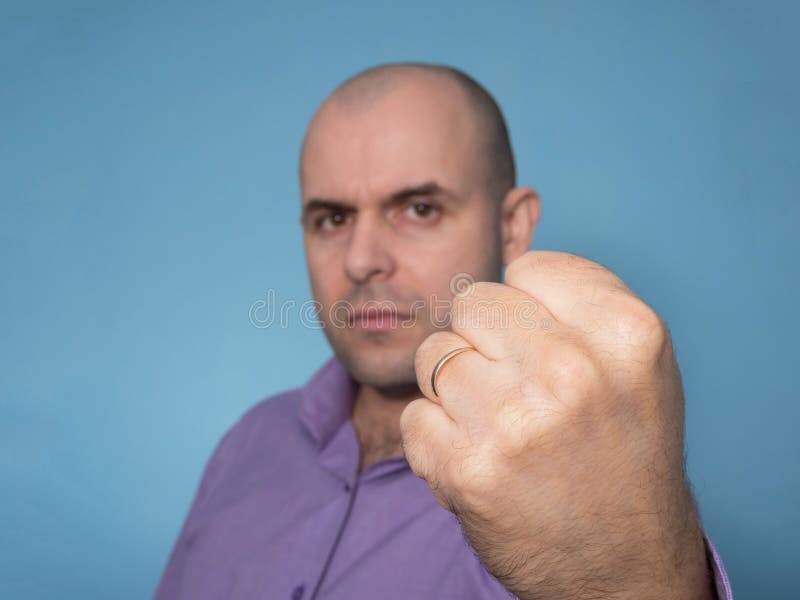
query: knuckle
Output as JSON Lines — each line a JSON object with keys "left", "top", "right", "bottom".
{"left": 506, "top": 250, "right": 617, "bottom": 294}
{"left": 452, "top": 451, "right": 496, "bottom": 503}
{"left": 614, "top": 296, "right": 668, "bottom": 360}
{"left": 545, "top": 344, "right": 602, "bottom": 403}
{"left": 493, "top": 409, "right": 535, "bottom": 458}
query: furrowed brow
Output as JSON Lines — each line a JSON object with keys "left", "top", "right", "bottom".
{"left": 386, "top": 181, "right": 453, "bottom": 204}
{"left": 381, "top": 182, "right": 461, "bottom": 213}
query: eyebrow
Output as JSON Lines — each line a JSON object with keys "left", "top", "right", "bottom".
{"left": 388, "top": 181, "right": 454, "bottom": 203}
{"left": 301, "top": 180, "right": 456, "bottom": 220}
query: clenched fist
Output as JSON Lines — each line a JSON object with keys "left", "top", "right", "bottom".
{"left": 400, "top": 251, "right": 714, "bottom": 600}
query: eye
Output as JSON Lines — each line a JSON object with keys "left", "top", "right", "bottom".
{"left": 403, "top": 201, "right": 439, "bottom": 220}
{"left": 316, "top": 210, "right": 350, "bottom": 231}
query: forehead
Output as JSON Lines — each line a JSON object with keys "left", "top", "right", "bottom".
{"left": 300, "top": 79, "right": 484, "bottom": 203}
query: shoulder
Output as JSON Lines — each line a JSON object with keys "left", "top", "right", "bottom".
{"left": 216, "top": 386, "right": 305, "bottom": 458}
{"left": 194, "top": 386, "right": 308, "bottom": 497}
{"left": 237, "top": 387, "right": 304, "bottom": 430}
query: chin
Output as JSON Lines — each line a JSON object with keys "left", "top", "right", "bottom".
{"left": 334, "top": 343, "right": 418, "bottom": 391}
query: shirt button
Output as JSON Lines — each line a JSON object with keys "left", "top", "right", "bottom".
{"left": 291, "top": 584, "right": 305, "bottom": 600}
{"left": 343, "top": 482, "right": 351, "bottom": 492}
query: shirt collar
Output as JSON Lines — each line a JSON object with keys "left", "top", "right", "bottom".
{"left": 299, "top": 355, "right": 359, "bottom": 450}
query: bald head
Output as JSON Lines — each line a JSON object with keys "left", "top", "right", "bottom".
{"left": 300, "top": 62, "right": 516, "bottom": 204}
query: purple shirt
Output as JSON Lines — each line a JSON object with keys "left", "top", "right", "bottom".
{"left": 154, "top": 356, "right": 732, "bottom": 599}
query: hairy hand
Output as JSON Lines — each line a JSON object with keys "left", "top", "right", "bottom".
{"left": 400, "top": 251, "right": 713, "bottom": 600}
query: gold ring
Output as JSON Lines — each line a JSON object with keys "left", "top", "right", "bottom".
{"left": 431, "top": 346, "right": 473, "bottom": 397}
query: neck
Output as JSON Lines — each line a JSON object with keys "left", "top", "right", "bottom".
{"left": 351, "top": 382, "right": 419, "bottom": 474}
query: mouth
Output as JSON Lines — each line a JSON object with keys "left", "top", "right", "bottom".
{"left": 349, "top": 307, "right": 410, "bottom": 331}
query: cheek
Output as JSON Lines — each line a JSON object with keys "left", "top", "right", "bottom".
{"left": 308, "top": 269, "right": 346, "bottom": 308}
{"left": 402, "top": 235, "right": 499, "bottom": 292}
{"left": 305, "top": 245, "right": 347, "bottom": 305}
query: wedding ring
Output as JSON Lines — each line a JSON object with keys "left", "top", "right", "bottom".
{"left": 430, "top": 346, "right": 473, "bottom": 397}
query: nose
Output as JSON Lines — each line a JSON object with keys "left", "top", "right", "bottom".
{"left": 344, "top": 212, "right": 394, "bottom": 285}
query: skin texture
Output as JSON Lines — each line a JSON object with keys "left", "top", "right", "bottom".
{"left": 404, "top": 253, "right": 715, "bottom": 599}
{"left": 300, "top": 65, "right": 714, "bottom": 599}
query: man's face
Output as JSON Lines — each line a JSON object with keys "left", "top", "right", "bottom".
{"left": 300, "top": 77, "right": 503, "bottom": 391}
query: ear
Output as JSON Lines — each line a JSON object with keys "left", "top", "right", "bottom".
{"left": 500, "top": 186, "right": 541, "bottom": 266}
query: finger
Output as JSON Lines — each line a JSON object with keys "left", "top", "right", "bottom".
{"left": 450, "top": 281, "right": 561, "bottom": 360}
{"left": 414, "top": 330, "right": 492, "bottom": 421}
{"left": 504, "top": 250, "right": 637, "bottom": 338}
{"left": 400, "top": 397, "right": 460, "bottom": 505}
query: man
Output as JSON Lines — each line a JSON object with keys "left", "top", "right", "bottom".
{"left": 154, "top": 63, "right": 732, "bottom": 599}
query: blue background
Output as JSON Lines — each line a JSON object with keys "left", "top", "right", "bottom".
{"left": 2, "top": 1, "right": 797, "bottom": 598}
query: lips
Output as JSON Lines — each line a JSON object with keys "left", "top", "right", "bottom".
{"left": 349, "top": 306, "right": 409, "bottom": 330}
